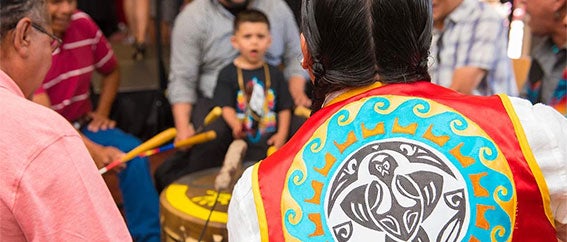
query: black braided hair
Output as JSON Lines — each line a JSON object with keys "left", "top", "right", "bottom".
{"left": 300, "top": 0, "right": 433, "bottom": 112}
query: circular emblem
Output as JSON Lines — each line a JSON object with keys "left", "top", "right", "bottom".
{"left": 282, "top": 96, "right": 515, "bottom": 242}
{"left": 326, "top": 139, "right": 468, "bottom": 242}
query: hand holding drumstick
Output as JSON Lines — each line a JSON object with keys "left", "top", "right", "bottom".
{"left": 99, "top": 107, "right": 222, "bottom": 174}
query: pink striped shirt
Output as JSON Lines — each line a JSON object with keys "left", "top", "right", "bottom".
{"left": 35, "top": 11, "right": 118, "bottom": 122}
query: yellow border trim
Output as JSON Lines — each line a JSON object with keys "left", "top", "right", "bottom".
{"left": 499, "top": 94, "right": 555, "bottom": 227}
{"left": 252, "top": 162, "right": 270, "bottom": 241}
{"left": 325, "top": 82, "right": 384, "bottom": 107}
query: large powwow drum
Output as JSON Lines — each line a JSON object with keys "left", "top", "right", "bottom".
{"left": 160, "top": 168, "right": 231, "bottom": 242}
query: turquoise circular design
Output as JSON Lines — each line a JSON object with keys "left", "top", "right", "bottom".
{"left": 283, "top": 96, "right": 515, "bottom": 242}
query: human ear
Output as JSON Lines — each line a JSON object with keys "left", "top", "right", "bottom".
{"left": 300, "top": 34, "right": 311, "bottom": 69}
{"left": 12, "top": 18, "right": 33, "bottom": 58}
{"left": 230, "top": 35, "right": 239, "bottom": 51}
{"left": 300, "top": 34, "right": 316, "bottom": 83}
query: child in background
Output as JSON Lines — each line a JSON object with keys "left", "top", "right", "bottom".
{"left": 213, "top": 9, "right": 293, "bottom": 162}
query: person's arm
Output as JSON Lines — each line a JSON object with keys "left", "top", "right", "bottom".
{"left": 88, "top": 67, "right": 119, "bottom": 132}
{"left": 214, "top": 68, "right": 242, "bottom": 139}
{"left": 279, "top": 3, "right": 311, "bottom": 107}
{"left": 511, "top": 97, "right": 567, "bottom": 241}
{"left": 172, "top": 103, "right": 195, "bottom": 143}
{"left": 222, "top": 106, "right": 244, "bottom": 139}
{"left": 448, "top": 67, "right": 487, "bottom": 94}
{"left": 558, "top": 222, "right": 567, "bottom": 242}
{"left": 81, "top": 135, "right": 125, "bottom": 171}
{"left": 14, "top": 135, "right": 131, "bottom": 241}
{"left": 168, "top": 8, "right": 203, "bottom": 142}
{"left": 449, "top": 14, "right": 511, "bottom": 95}
{"left": 268, "top": 109, "right": 290, "bottom": 148}
{"left": 289, "top": 75, "right": 311, "bottom": 107}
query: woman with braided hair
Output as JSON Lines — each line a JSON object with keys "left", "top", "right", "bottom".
{"left": 227, "top": 0, "right": 567, "bottom": 241}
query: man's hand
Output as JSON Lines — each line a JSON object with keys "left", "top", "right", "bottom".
{"left": 449, "top": 66, "right": 486, "bottom": 95}
{"left": 91, "top": 144, "right": 126, "bottom": 173}
{"left": 267, "top": 132, "right": 287, "bottom": 149}
{"left": 231, "top": 122, "right": 245, "bottom": 139}
{"left": 175, "top": 123, "right": 196, "bottom": 150}
{"left": 86, "top": 112, "right": 116, "bottom": 132}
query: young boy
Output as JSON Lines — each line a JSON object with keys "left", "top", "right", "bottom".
{"left": 213, "top": 9, "right": 293, "bottom": 162}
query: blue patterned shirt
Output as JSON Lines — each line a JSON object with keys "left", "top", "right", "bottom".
{"left": 429, "top": 0, "right": 517, "bottom": 96}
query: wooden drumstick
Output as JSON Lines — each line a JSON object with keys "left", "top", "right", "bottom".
{"left": 98, "top": 128, "right": 177, "bottom": 174}
{"left": 138, "top": 130, "right": 218, "bottom": 158}
{"left": 294, "top": 105, "right": 311, "bottom": 119}
{"left": 215, "top": 139, "right": 247, "bottom": 190}
{"left": 174, "top": 130, "right": 217, "bottom": 148}
{"left": 141, "top": 107, "right": 221, "bottom": 158}
{"left": 195, "top": 106, "right": 222, "bottom": 133}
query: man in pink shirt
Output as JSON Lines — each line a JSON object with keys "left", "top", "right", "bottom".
{"left": 32, "top": 0, "right": 161, "bottom": 241}
{"left": 0, "top": 0, "right": 131, "bottom": 241}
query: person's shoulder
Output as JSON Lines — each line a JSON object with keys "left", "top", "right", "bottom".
{"left": 254, "top": 0, "right": 293, "bottom": 16}
{"left": 219, "top": 62, "right": 237, "bottom": 75}
{"left": 530, "top": 36, "right": 553, "bottom": 57}
{"left": 508, "top": 96, "right": 567, "bottom": 122}
{"left": 66, "top": 11, "right": 102, "bottom": 37}
{"left": 452, "top": 0, "right": 503, "bottom": 24}
{"left": 177, "top": 0, "right": 212, "bottom": 20}
{"left": 70, "top": 11, "right": 99, "bottom": 29}
{"left": 1, "top": 95, "right": 78, "bottom": 145}
{"left": 472, "top": 1, "right": 506, "bottom": 21}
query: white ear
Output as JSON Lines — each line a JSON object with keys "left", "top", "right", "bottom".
{"left": 300, "top": 34, "right": 310, "bottom": 69}
{"left": 13, "top": 18, "right": 34, "bottom": 58}
{"left": 230, "top": 35, "right": 239, "bottom": 51}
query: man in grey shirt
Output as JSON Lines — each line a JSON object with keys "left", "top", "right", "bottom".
{"left": 156, "top": 0, "right": 309, "bottom": 190}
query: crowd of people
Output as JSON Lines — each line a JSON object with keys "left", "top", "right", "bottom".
{"left": 1, "top": 0, "right": 565, "bottom": 241}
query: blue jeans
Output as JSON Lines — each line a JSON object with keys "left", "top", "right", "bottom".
{"left": 83, "top": 128, "right": 160, "bottom": 242}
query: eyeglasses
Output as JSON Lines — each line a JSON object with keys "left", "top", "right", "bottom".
{"left": 31, "top": 22, "right": 62, "bottom": 53}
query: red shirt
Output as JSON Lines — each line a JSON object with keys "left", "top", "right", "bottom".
{"left": 35, "top": 11, "right": 117, "bottom": 122}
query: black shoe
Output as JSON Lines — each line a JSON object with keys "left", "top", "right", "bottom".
{"left": 132, "top": 42, "right": 146, "bottom": 61}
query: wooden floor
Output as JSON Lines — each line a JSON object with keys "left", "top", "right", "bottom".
{"left": 92, "top": 38, "right": 169, "bottom": 93}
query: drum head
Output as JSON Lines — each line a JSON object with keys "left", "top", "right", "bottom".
{"left": 160, "top": 167, "right": 230, "bottom": 242}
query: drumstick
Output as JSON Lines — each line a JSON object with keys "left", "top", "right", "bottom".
{"left": 132, "top": 107, "right": 222, "bottom": 158}
{"left": 140, "top": 130, "right": 218, "bottom": 157}
{"left": 195, "top": 106, "right": 222, "bottom": 133}
{"left": 294, "top": 105, "right": 311, "bottom": 119}
{"left": 98, "top": 128, "right": 177, "bottom": 174}
{"left": 215, "top": 139, "right": 247, "bottom": 190}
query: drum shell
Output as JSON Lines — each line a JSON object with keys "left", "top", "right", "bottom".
{"left": 160, "top": 168, "right": 230, "bottom": 242}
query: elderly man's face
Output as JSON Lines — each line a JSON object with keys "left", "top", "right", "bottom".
{"left": 47, "top": 0, "right": 77, "bottom": 37}
{"left": 523, "top": 0, "right": 564, "bottom": 36}
{"left": 27, "top": 21, "right": 54, "bottom": 97}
